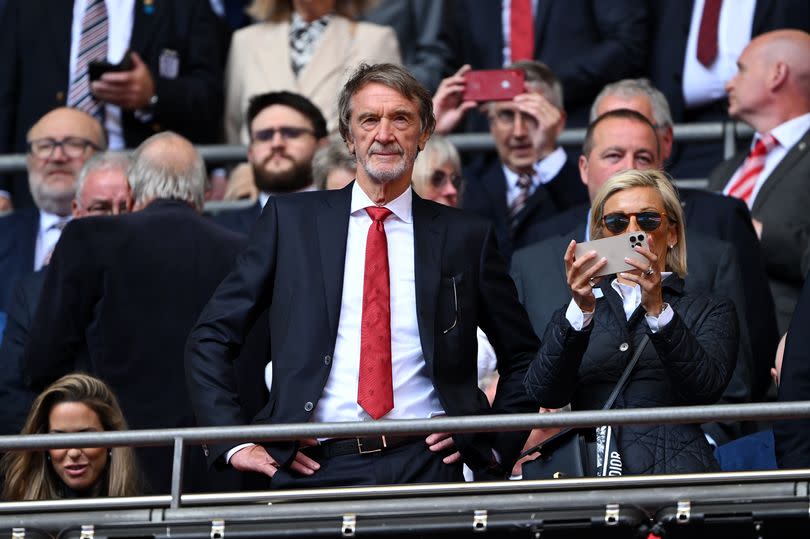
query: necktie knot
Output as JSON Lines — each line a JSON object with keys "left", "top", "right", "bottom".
{"left": 366, "top": 206, "right": 392, "bottom": 223}
{"left": 50, "top": 219, "right": 70, "bottom": 232}
{"left": 752, "top": 133, "right": 778, "bottom": 157}
{"left": 516, "top": 173, "right": 532, "bottom": 190}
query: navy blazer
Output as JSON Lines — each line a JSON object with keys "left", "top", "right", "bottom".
{"left": 186, "top": 184, "right": 540, "bottom": 474}
{"left": 0, "top": 207, "right": 38, "bottom": 312}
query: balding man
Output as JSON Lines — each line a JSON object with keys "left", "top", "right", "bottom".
{"left": 709, "top": 29, "right": 810, "bottom": 332}
{"left": 23, "top": 132, "right": 248, "bottom": 494}
{"left": 0, "top": 107, "right": 105, "bottom": 312}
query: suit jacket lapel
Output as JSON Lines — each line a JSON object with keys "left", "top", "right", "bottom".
{"left": 47, "top": 1, "right": 74, "bottom": 75}
{"left": 298, "top": 17, "right": 348, "bottom": 93}
{"left": 708, "top": 151, "right": 747, "bottom": 191}
{"left": 22, "top": 208, "right": 40, "bottom": 272}
{"left": 130, "top": 0, "right": 164, "bottom": 54}
{"left": 317, "top": 185, "right": 351, "bottom": 341}
{"left": 752, "top": 128, "right": 810, "bottom": 213}
{"left": 257, "top": 22, "right": 298, "bottom": 91}
{"left": 513, "top": 183, "right": 553, "bottom": 231}
{"left": 533, "top": 0, "right": 552, "bottom": 53}
{"left": 412, "top": 194, "right": 445, "bottom": 369}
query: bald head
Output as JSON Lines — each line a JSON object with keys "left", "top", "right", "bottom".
{"left": 128, "top": 132, "right": 206, "bottom": 211}
{"left": 26, "top": 107, "right": 106, "bottom": 216}
{"left": 726, "top": 29, "right": 810, "bottom": 131}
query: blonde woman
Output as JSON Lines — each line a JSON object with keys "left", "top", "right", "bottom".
{"left": 1, "top": 374, "right": 142, "bottom": 500}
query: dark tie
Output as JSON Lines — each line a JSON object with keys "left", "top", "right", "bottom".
{"left": 68, "top": 0, "right": 108, "bottom": 121}
{"left": 508, "top": 173, "right": 532, "bottom": 225}
{"left": 696, "top": 0, "right": 723, "bottom": 67}
{"left": 510, "top": 0, "right": 534, "bottom": 62}
{"left": 358, "top": 206, "right": 394, "bottom": 419}
{"left": 726, "top": 133, "right": 778, "bottom": 204}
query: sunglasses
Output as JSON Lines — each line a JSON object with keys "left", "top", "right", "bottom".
{"left": 430, "top": 170, "right": 462, "bottom": 190}
{"left": 602, "top": 211, "right": 669, "bottom": 234}
{"left": 253, "top": 126, "right": 314, "bottom": 142}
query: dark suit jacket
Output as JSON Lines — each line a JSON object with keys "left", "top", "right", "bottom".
{"left": 0, "top": 207, "right": 38, "bottom": 312}
{"left": 442, "top": 0, "right": 648, "bottom": 126}
{"left": 0, "top": 270, "right": 42, "bottom": 435}
{"left": 185, "top": 184, "right": 540, "bottom": 475}
{"left": 462, "top": 156, "right": 586, "bottom": 262}
{"left": 211, "top": 202, "right": 262, "bottom": 236}
{"left": 511, "top": 225, "right": 752, "bottom": 445}
{"left": 774, "top": 269, "right": 810, "bottom": 468}
{"left": 0, "top": 0, "right": 224, "bottom": 207}
{"left": 22, "top": 200, "right": 246, "bottom": 493}
{"left": 649, "top": 0, "right": 810, "bottom": 123}
{"left": 709, "top": 128, "right": 810, "bottom": 334}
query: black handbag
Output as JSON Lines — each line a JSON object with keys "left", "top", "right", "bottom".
{"left": 521, "top": 335, "right": 650, "bottom": 480}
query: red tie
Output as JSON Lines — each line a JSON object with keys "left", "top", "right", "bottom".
{"left": 726, "top": 133, "right": 778, "bottom": 204}
{"left": 510, "top": 0, "right": 534, "bottom": 62}
{"left": 358, "top": 206, "right": 394, "bottom": 419}
{"left": 696, "top": 0, "right": 722, "bottom": 67}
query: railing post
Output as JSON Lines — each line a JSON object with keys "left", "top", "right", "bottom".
{"left": 723, "top": 119, "right": 738, "bottom": 159}
{"left": 170, "top": 436, "right": 185, "bottom": 509}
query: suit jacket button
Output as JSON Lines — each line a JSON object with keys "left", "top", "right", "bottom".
{"left": 304, "top": 401, "right": 314, "bottom": 412}
{"left": 55, "top": 91, "right": 64, "bottom": 102}
{"left": 324, "top": 354, "right": 332, "bottom": 365}
{"left": 619, "top": 342, "right": 629, "bottom": 352}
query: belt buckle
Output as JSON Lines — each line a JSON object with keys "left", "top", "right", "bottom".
{"left": 357, "top": 435, "right": 386, "bottom": 454}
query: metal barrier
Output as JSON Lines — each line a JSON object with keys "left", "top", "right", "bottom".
{"left": 0, "top": 121, "right": 755, "bottom": 174}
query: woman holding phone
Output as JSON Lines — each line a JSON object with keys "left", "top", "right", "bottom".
{"left": 524, "top": 169, "right": 738, "bottom": 475}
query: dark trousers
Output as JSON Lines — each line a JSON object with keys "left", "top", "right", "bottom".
{"left": 268, "top": 440, "right": 464, "bottom": 490}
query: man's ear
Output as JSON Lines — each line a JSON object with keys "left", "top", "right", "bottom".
{"left": 71, "top": 199, "right": 80, "bottom": 217}
{"left": 578, "top": 154, "right": 589, "bottom": 186}
{"left": 769, "top": 61, "right": 789, "bottom": 92}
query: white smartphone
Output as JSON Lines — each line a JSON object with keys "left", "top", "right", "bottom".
{"left": 574, "top": 232, "right": 649, "bottom": 278}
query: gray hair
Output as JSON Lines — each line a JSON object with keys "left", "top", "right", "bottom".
{"left": 313, "top": 134, "right": 356, "bottom": 190}
{"left": 74, "top": 152, "right": 131, "bottom": 206}
{"left": 411, "top": 134, "right": 461, "bottom": 194}
{"left": 127, "top": 132, "right": 206, "bottom": 211}
{"left": 590, "top": 78, "right": 673, "bottom": 128}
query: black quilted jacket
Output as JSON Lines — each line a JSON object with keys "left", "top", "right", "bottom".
{"left": 525, "top": 275, "right": 738, "bottom": 475}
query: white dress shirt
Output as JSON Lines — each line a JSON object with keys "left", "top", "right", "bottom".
{"left": 35, "top": 212, "right": 72, "bottom": 271}
{"left": 682, "top": 0, "right": 754, "bottom": 108}
{"left": 70, "top": 0, "right": 135, "bottom": 150}
{"left": 503, "top": 146, "right": 567, "bottom": 209}
{"left": 723, "top": 113, "right": 810, "bottom": 208}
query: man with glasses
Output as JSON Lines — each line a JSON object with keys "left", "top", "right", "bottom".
{"left": 460, "top": 61, "right": 587, "bottom": 262}
{"left": 0, "top": 107, "right": 105, "bottom": 313}
{"left": 214, "top": 91, "right": 328, "bottom": 235}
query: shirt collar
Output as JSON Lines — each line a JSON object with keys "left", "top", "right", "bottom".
{"left": 501, "top": 146, "right": 567, "bottom": 188}
{"left": 758, "top": 112, "right": 810, "bottom": 151}
{"left": 39, "top": 210, "right": 70, "bottom": 234}
{"left": 350, "top": 181, "right": 413, "bottom": 224}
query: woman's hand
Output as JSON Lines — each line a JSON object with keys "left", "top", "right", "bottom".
{"left": 564, "top": 239, "right": 607, "bottom": 313}
{"left": 620, "top": 236, "right": 665, "bottom": 316}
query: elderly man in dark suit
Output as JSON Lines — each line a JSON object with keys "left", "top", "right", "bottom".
{"left": 0, "top": 0, "right": 224, "bottom": 210}
{"left": 23, "top": 132, "right": 248, "bottom": 494}
{"left": 186, "top": 63, "right": 539, "bottom": 487}
{"left": 708, "top": 29, "right": 810, "bottom": 334}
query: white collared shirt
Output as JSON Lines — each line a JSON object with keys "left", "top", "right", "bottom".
{"left": 503, "top": 146, "right": 567, "bottom": 209}
{"left": 70, "top": 0, "right": 135, "bottom": 150}
{"left": 723, "top": 113, "right": 810, "bottom": 208}
{"left": 682, "top": 0, "right": 755, "bottom": 108}
{"left": 314, "top": 182, "right": 444, "bottom": 423}
{"left": 35, "top": 212, "right": 72, "bottom": 271}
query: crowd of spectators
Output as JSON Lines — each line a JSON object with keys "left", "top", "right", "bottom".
{"left": 2, "top": 0, "right": 810, "bottom": 500}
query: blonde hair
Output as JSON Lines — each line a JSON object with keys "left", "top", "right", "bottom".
{"left": 247, "top": 0, "right": 375, "bottom": 22}
{"left": 1, "top": 374, "right": 142, "bottom": 501}
{"left": 411, "top": 135, "right": 461, "bottom": 199}
{"left": 589, "top": 169, "right": 688, "bottom": 277}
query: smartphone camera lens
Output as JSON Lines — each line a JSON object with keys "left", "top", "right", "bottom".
{"left": 638, "top": 233, "right": 645, "bottom": 241}
{"left": 629, "top": 235, "right": 637, "bottom": 243}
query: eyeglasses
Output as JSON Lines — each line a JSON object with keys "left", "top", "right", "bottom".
{"left": 27, "top": 137, "right": 101, "bottom": 159}
{"left": 602, "top": 211, "right": 670, "bottom": 234}
{"left": 430, "top": 170, "right": 462, "bottom": 190}
{"left": 252, "top": 126, "right": 315, "bottom": 143}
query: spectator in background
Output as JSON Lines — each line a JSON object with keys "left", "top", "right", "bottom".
{"left": 585, "top": 78, "right": 778, "bottom": 402}
{"left": 362, "top": 0, "right": 451, "bottom": 93}
{"left": 313, "top": 134, "right": 356, "bottom": 191}
{"left": 0, "top": 0, "right": 225, "bottom": 211}
{"left": 708, "top": 29, "right": 810, "bottom": 333}
{"left": 1, "top": 373, "right": 142, "bottom": 501}
{"left": 440, "top": 0, "right": 648, "bottom": 129}
{"left": 0, "top": 108, "right": 105, "bottom": 313}
{"left": 22, "top": 132, "right": 251, "bottom": 494}
{"left": 437, "top": 60, "right": 587, "bottom": 262}
{"left": 225, "top": 0, "right": 400, "bottom": 142}
{"left": 215, "top": 91, "right": 328, "bottom": 235}
{"left": 0, "top": 152, "right": 131, "bottom": 437}
{"left": 649, "top": 0, "right": 810, "bottom": 179}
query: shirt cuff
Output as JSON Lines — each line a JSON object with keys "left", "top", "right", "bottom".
{"left": 645, "top": 303, "right": 673, "bottom": 333}
{"left": 225, "top": 442, "right": 255, "bottom": 464}
{"left": 565, "top": 298, "right": 594, "bottom": 331}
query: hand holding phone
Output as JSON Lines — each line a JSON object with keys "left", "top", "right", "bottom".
{"left": 462, "top": 69, "right": 525, "bottom": 102}
{"left": 89, "top": 51, "right": 134, "bottom": 82}
{"left": 574, "top": 232, "right": 650, "bottom": 279}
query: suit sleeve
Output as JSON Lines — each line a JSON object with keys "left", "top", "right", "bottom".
{"left": 774, "top": 271, "right": 810, "bottom": 469}
{"left": 22, "top": 223, "right": 102, "bottom": 391}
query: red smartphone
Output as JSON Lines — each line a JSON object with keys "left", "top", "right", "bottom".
{"left": 462, "top": 69, "right": 525, "bottom": 102}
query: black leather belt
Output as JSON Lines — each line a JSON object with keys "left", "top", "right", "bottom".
{"left": 304, "top": 435, "right": 424, "bottom": 459}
